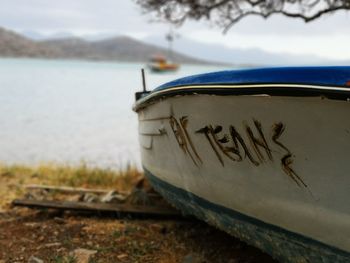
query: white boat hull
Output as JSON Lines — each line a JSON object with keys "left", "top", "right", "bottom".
{"left": 136, "top": 92, "right": 350, "bottom": 262}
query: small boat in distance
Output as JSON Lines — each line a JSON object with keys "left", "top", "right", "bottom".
{"left": 147, "top": 55, "right": 179, "bottom": 73}
{"left": 134, "top": 67, "right": 350, "bottom": 263}
{"left": 148, "top": 29, "right": 180, "bottom": 73}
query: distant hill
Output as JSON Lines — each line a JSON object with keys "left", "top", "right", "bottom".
{"left": 6, "top": 27, "right": 348, "bottom": 66}
{"left": 0, "top": 27, "right": 210, "bottom": 64}
{"left": 0, "top": 27, "right": 61, "bottom": 58}
{"left": 41, "top": 36, "right": 208, "bottom": 63}
{"left": 144, "top": 35, "right": 350, "bottom": 66}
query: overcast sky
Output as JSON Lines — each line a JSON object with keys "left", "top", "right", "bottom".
{"left": 1, "top": 0, "right": 350, "bottom": 60}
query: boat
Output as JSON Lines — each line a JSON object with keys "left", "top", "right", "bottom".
{"left": 133, "top": 67, "right": 350, "bottom": 263}
{"left": 147, "top": 29, "right": 180, "bottom": 73}
{"left": 147, "top": 55, "right": 179, "bottom": 73}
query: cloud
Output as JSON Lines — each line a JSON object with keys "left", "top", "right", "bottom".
{"left": 222, "top": 11, "right": 350, "bottom": 36}
{"left": 0, "top": 0, "right": 169, "bottom": 33}
{"left": 188, "top": 30, "right": 350, "bottom": 60}
{"left": 0, "top": 0, "right": 349, "bottom": 59}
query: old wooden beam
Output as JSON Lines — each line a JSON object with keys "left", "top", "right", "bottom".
{"left": 25, "top": 184, "right": 129, "bottom": 195}
{"left": 12, "top": 199, "right": 182, "bottom": 218}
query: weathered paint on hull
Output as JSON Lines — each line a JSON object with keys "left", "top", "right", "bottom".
{"left": 136, "top": 93, "right": 350, "bottom": 262}
{"left": 144, "top": 168, "right": 350, "bottom": 263}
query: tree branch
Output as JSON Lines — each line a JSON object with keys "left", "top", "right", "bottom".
{"left": 135, "top": 0, "right": 350, "bottom": 32}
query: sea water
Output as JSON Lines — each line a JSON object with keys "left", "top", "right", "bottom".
{"left": 0, "top": 58, "right": 226, "bottom": 168}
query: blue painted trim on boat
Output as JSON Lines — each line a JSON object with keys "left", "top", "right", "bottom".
{"left": 156, "top": 67, "right": 350, "bottom": 91}
{"left": 143, "top": 167, "right": 350, "bottom": 263}
{"left": 133, "top": 67, "right": 350, "bottom": 111}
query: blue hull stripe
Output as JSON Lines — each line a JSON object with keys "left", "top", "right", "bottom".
{"left": 156, "top": 67, "right": 350, "bottom": 90}
{"left": 144, "top": 167, "right": 350, "bottom": 263}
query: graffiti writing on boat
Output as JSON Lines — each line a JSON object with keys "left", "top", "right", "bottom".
{"left": 169, "top": 116, "right": 203, "bottom": 166}
{"left": 169, "top": 116, "right": 307, "bottom": 188}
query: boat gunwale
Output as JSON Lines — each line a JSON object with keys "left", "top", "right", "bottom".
{"left": 133, "top": 83, "right": 350, "bottom": 111}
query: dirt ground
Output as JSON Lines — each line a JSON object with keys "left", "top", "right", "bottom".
{"left": 0, "top": 164, "right": 277, "bottom": 263}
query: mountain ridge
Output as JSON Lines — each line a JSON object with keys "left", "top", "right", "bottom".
{"left": 0, "top": 27, "right": 211, "bottom": 64}
{"left": 3, "top": 27, "right": 349, "bottom": 66}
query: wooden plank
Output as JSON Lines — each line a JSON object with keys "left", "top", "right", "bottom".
{"left": 12, "top": 199, "right": 182, "bottom": 218}
{"left": 25, "top": 184, "right": 129, "bottom": 195}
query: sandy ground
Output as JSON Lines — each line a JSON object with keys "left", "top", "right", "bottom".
{"left": 0, "top": 165, "right": 277, "bottom": 263}
{"left": 0, "top": 208, "right": 277, "bottom": 263}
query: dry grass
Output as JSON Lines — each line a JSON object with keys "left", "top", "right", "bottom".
{"left": 0, "top": 162, "right": 142, "bottom": 209}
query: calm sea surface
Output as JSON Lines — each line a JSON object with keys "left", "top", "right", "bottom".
{"left": 0, "top": 58, "right": 226, "bottom": 168}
